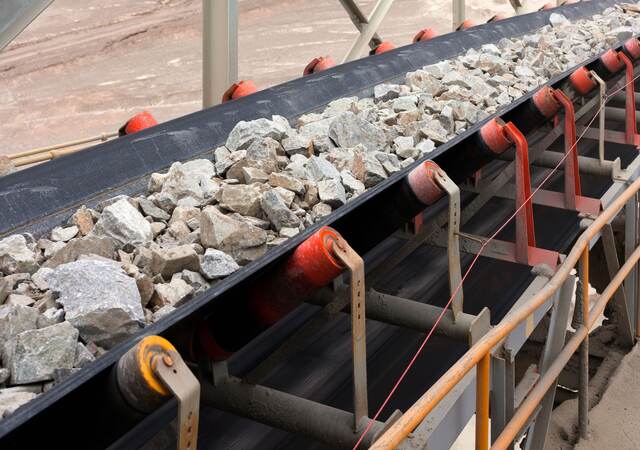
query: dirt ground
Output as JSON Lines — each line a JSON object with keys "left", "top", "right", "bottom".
{"left": 0, "top": 0, "right": 550, "bottom": 155}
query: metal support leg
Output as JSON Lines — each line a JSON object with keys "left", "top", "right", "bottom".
{"left": 525, "top": 276, "right": 574, "bottom": 450}
{"left": 577, "top": 251, "right": 590, "bottom": 439}
{"left": 203, "top": 0, "right": 238, "bottom": 108}
{"left": 343, "top": 0, "right": 394, "bottom": 63}
{"left": 433, "top": 169, "right": 464, "bottom": 321}
{"left": 553, "top": 90, "right": 581, "bottom": 210}
{"left": 453, "top": 0, "right": 465, "bottom": 30}
{"left": 331, "top": 236, "right": 368, "bottom": 430}
{"left": 491, "top": 355, "right": 507, "bottom": 444}
{"left": 591, "top": 71, "right": 607, "bottom": 165}
{"left": 338, "top": 0, "right": 382, "bottom": 50}
{"left": 624, "top": 193, "right": 639, "bottom": 336}
{"left": 618, "top": 52, "right": 640, "bottom": 146}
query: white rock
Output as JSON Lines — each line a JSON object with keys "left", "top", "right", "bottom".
{"left": 93, "top": 199, "right": 153, "bottom": 246}
{"left": 200, "top": 248, "right": 240, "bottom": 280}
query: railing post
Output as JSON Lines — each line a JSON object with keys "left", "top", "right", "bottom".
{"left": 476, "top": 353, "right": 490, "bottom": 450}
{"left": 577, "top": 249, "right": 590, "bottom": 439}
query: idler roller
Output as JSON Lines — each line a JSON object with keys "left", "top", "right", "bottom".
{"left": 222, "top": 80, "right": 257, "bottom": 103}
{"left": 118, "top": 111, "right": 158, "bottom": 136}
{"left": 456, "top": 19, "right": 476, "bottom": 31}
{"left": 413, "top": 28, "right": 438, "bottom": 42}
{"left": 622, "top": 37, "right": 640, "bottom": 60}
{"left": 370, "top": 41, "right": 395, "bottom": 55}
{"left": 570, "top": 66, "right": 597, "bottom": 96}
{"left": 590, "top": 49, "right": 625, "bottom": 81}
{"left": 304, "top": 56, "right": 336, "bottom": 75}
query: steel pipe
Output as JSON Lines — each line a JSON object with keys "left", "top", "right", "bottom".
{"left": 308, "top": 288, "right": 490, "bottom": 345}
{"left": 476, "top": 353, "right": 490, "bottom": 450}
{"left": 370, "top": 176, "right": 640, "bottom": 450}
{"left": 201, "top": 376, "right": 385, "bottom": 449}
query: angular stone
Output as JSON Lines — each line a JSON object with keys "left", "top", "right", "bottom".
{"left": 50, "top": 226, "right": 78, "bottom": 242}
{"left": 151, "top": 278, "right": 194, "bottom": 308}
{"left": 226, "top": 118, "right": 286, "bottom": 152}
{"left": 261, "top": 190, "right": 301, "bottom": 231}
{"left": 219, "top": 184, "right": 263, "bottom": 217}
{"left": 147, "top": 172, "right": 168, "bottom": 193}
{"left": 549, "top": 13, "right": 569, "bottom": 27}
{"left": 420, "top": 120, "right": 449, "bottom": 144}
{"left": 39, "top": 239, "right": 66, "bottom": 259}
{"left": 69, "top": 206, "right": 93, "bottom": 236}
{"left": 514, "top": 65, "right": 535, "bottom": 79}
{"left": 0, "top": 304, "right": 38, "bottom": 342}
{"left": 73, "top": 342, "right": 95, "bottom": 368}
{"left": 328, "top": 112, "right": 386, "bottom": 153}
{"left": 155, "top": 160, "right": 217, "bottom": 210}
{"left": 442, "top": 71, "right": 472, "bottom": 89}
{"left": 0, "top": 235, "right": 38, "bottom": 275}
{"left": 138, "top": 197, "right": 171, "bottom": 221}
{"left": 0, "top": 278, "right": 9, "bottom": 304}
{"left": 10, "top": 321, "right": 78, "bottom": 384}
{"left": 392, "top": 95, "right": 418, "bottom": 113}
{"left": 375, "top": 152, "right": 402, "bottom": 175}
{"left": 200, "top": 248, "right": 240, "bottom": 280}
{"left": 353, "top": 153, "right": 388, "bottom": 188}
{"left": 396, "top": 147, "right": 421, "bottom": 159}
{"left": 0, "top": 388, "right": 37, "bottom": 419}
{"left": 0, "top": 368, "right": 8, "bottom": 384}
{"left": 282, "top": 133, "right": 310, "bottom": 156}
{"left": 405, "top": 70, "right": 444, "bottom": 96}
{"left": 5, "top": 294, "right": 34, "bottom": 307}
{"left": 37, "top": 308, "right": 65, "bottom": 328}
{"left": 48, "top": 260, "right": 145, "bottom": 348}
{"left": 242, "top": 167, "right": 269, "bottom": 184}
{"left": 312, "top": 202, "right": 332, "bottom": 218}
{"left": 174, "top": 270, "right": 211, "bottom": 294}
{"left": 323, "top": 97, "right": 358, "bottom": 117}
{"left": 305, "top": 156, "right": 341, "bottom": 182}
{"left": 44, "top": 235, "right": 117, "bottom": 268}
{"left": 268, "top": 172, "right": 305, "bottom": 195}
{"left": 273, "top": 187, "right": 295, "bottom": 207}
{"left": 150, "top": 245, "right": 200, "bottom": 278}
{"left": 279, "top": 227, "right": 299, "bottom": 238}
{"left": 200, "top": 207, "right": 267, "bottom": 264}
{"left": 340, "top": 170, "right": 365, "bottom": 194}
{"left": 374, "top": 83, "right": 401, "bottom": 102}
{"left": 317, "top": 179, "right": 347, "bottom": 208}
{"left": 93, "top": 199, "right": 153, "bottom": 246}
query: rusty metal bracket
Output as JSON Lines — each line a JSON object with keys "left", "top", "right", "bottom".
{"left": 432, "top": 168, "right": 464, "bottom": 322}
{"left": 591, "top": 70, "right": 606, "bottom": 164}
{"left": 331, "top": 236, "right": 368, "bottom": 431}
{"left": 154, "top": 349, "right": 201, "bottom": 450}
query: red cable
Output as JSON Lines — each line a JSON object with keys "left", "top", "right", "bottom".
{"left": 352, "top": 71, "right": 640, "bottom": 449}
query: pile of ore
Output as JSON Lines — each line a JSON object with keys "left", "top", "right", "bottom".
{"left": 2, "top": 5, "right": 640, "bottom": 418}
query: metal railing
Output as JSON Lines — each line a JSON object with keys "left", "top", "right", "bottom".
{"left": 370, "top": 176, "right": 640, "bottom": 449}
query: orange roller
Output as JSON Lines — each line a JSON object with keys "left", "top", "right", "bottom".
{"left": 370, "top": 41, "right": 395, "bottom": 55}
{"left": 456, "top": 19, "right": 476, "bottom": 31}
{"left": 600, "top": 49, "right": 625, "bottom": 74}
{"left": 539, "top": 3, "right": 554, "bottom": 10}
{"left": 221, "top": 80, "right": 257, "bottom": 103}
{"left": 406, "top": 161, "right": 446, "bottom": 206}
{"left": 479, "top": 118, "right": 512, "bottom": 154}
{"left": 413, "top": 28, "right": 438, "bottom": 43}
{"left": 532, "top": 86, "right": 561, "bottom": 119}
{"left": 487, "top": 14, "right": 507, "bottom": 23}
{"left": 570, "top": 67, "right": 597, "bottom": 96}
{"left": 120, "top": 111, "right": 158, "bottom": 136}
{"left": 624, "top": 37, "right": 640, "bottom": 60}
{"left": 303, "top": 56, "right": 336, "bottom": 75}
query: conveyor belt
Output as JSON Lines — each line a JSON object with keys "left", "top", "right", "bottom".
{"left": 0, "top": 0, "right": 634, "bottom": 447}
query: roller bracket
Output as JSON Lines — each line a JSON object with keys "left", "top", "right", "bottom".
{"left": 154, "top": 350, "right": 200, "bottom": 450}
{"left": 330, "top": 236, "right": 368, "bottom": 431}
{"left": 618, "top": 51, "right": 640, "bottom": 146}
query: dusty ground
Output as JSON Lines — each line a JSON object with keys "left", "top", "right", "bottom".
{"left": 0, "top": 0, "right": 549, "bottom": 155}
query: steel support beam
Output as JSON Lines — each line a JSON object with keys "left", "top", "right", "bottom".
{"left": 343, "top": 0, "right": 394, "bottom": 63}
{"left": 203, "top": 0, "right": 238, "bottom": 108}
{"left": 0, "top": 0, "right": 53, "bottom": 51}
{"left": 452, "top": 0, "right": 465, "bottom": 30}
{"left": 338, "top": 0, "right": 383, "bottom": 49}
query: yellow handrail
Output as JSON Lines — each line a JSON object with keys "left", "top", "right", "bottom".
{"left": 370, "top": 176, "right": 640, "bottom": 449}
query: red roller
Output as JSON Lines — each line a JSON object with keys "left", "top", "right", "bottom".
{"left": 539, "top": 3, "right": 554, "bottom": 10}
{"left": 413, "top": 28, "right": 438, "bottom": 43}
{"left": 221, "top": 80, "right": 257, "bottom": 103}
{"left": 370, "top": 41, "right": 395, "bottom": 55}
{"left": 120, "top": 111, "right": 158, "bottom": 136}
{"left": 456, "top": 20, "right": 476, "bottom": 31}
{"left": 624, "top": 37, "right": 640, "bottom": 60}
{"left": 487, "top": 14, "right": 508, "bottom": 23}
{"left": 407, "top": 161, "right": 446, "bottom": 206}
{"left": 600, "top": 49, "right": 625, "bottom": 74}
{"left": 569, "top": 66, "right": 597, "bottom": 96}
{"left": 479, "top": 118, "right": 512, "bottom": 154}
{"left": 303, "top": 56, "right": 336, "bottom": 75}
{"left": 247, "top": 227, "right": 344, "bottom": 327}
{"left": 532, "top": 86, "right": 561, "bottom": 119}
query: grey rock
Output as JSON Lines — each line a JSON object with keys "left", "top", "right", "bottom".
{"left": 242, "top": 167, "right": 269, "bottom": 184}
{"left": 151, "top": 278, "right": 193, "bottom": 308}
{"left": 155, "top": 160, "right": 217, "bottom": 210}
{"left": 5, "top": 294, "right": 34, "bottom": 307}
{"left": 282, "top": 133, "right": 310, "bottom": 156}
{"left": 200, "top": 207, "right": 267, "bottom": 264}
{"left": 549, "top": 13, "right": 569, "bottom": 27}
{"left": 354, "top": 153, "right": 388, "bottom": 188}
{"left": 392, "top": 96, "right": 418, "bottom": 112}
{"left": 268, "top": 172, "right": 305, "bottom": 195}
{"left": 150, "top": 245, "right": 200, "bottom": 278}
{"left": 261, "top": 190, "right": 301, "bottom": 231}
{"left": 328, "top": 112, "right": 386, "bottom": 153}
{"left": 37, "top": 308, "right": 65, "bottom": 328}
{"left": 340, "top": 171, "right": 365, "bottom": 194}
{"left": 514, "top": 65, "right": 535, "bottom": 79}
{"left": 0, "top": 278, "right": 8, "bottom": 304}
{"left": 405, "top": 71, "right": 443, "bottom": 96}
{"left": 0, "top": 368, "right": 8, "bottom": 384}
{"left": 396, "top": 147, "right": 421, "bottom": 159}
{"left": 93, "top": 199, "right": 153, "bottom": 246}
{"left": 0, "top": 235, "right": 38, "bottom": 275}
{"left": 48, "top": 260, "right": 145, "bottom": 348}
{"left": 323, "top": 97, "right": 358, "bottom": 117}
{"left": 31, "top": 267, "right": 53, "bottom": 291}
{"left": 0, "top": 304, "right": 38, "bottom": 342}
{"left": 138, "top": 197, "right": 171, "bottom": 221}
{"left": 219, "top": 184, "right": 263, "bottom": 217}
{"left": 50, "top": 226, "right": 79, "bottom": 242}
{"left": 74, "top": 342, "right": 96, "bottom": 368}
{"left": 44, "top": 235, "right": 117, "bottom": 268}
{"left": 200, "top": 248, "right": 240, "bottom": 280}
{"left": 279, "top": 227, "right": 299, "bottom": 238}
{"left": 374, "top": 83, "right": 401, "bottom": 102}
{"left": 312, "top": 202, "right": 332, "bottom": 219}
{"left": 174, "top": 270, "right": 210, "bottom": 294}
{"left": 375, "top": 152, "right": 402, "bottom": 175}
{"left": 10, "top": 321, "right": 78, "bottom": 384}
{"left": 226, "top": 118, "right": 285, "bottom": 152}
{"left": 420, "top": 120, "right": 449, "bottom": 144}
{"left": 305, "top": 156, "right": 341, "bottom": 182}
{"left": 317, "top": 179, "right": 347, "bottom": 207}
{"left": 147, "top": 172, "right": 168, "bottom": 193}
{"left": 214, "top": 146, "right": 234, "bottom": 175}
{"left": 0, "top": 388, "right": 38, "bottom": 419}
{"left": 152, "top": 305, "right": 176, "bottom": 322}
